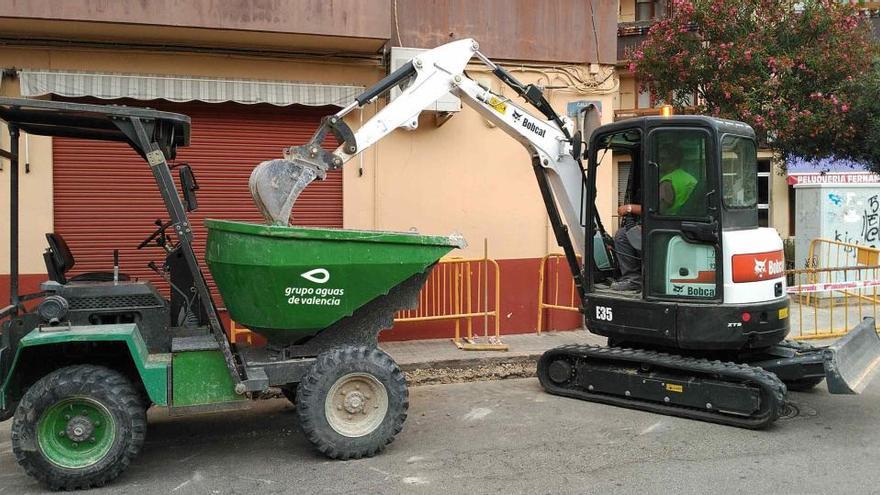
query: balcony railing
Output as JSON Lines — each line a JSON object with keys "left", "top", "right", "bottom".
{"left": 617, "top": 20, "right": 654, "bottom": 61}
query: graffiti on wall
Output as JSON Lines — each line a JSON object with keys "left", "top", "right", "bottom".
{"left": 862, "top": 194, "right": 879, "bottom": 245}
{"left": 828, "top": 192, "right": 880, "bottom": 262}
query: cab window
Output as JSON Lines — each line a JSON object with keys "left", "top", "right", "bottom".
{"left": 651, "top": 130, "right": 709, "bottom": 218}
{"left": 721, "top": 135, "right": 758, "bottom": 208}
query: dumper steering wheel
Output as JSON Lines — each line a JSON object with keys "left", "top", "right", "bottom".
{"left": 137, "top": 219, "right": 175, "bottom": 250}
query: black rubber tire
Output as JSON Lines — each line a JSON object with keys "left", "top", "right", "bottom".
{"left": 296, "top": 346, "right": 408, "bottom": 460}
{"left": 783, "top": 376, "right": 825, "bottom": 392}
{"left": 11, "top": 365, "right": 146, "bottom": 491}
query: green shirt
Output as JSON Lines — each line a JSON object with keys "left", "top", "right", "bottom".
{"left": 660, "top": 168, "right": 697, "bottom": 215}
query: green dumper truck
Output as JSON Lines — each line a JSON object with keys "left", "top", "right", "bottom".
{"left": 0, "top": 99, "right": 463, "bottom": 490}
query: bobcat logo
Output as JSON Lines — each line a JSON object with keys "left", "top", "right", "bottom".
{"left": 754, "top": 259, "right": 767, "bottom": 278}
{"left": 673, "top": 284, "right": 684, "bottom": 293}
{"left": 512, "top": 110, "right": 522, "bottom": 123}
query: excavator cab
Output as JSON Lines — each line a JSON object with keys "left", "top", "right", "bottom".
{"left": 583, "top": 116, "right": 785, "bottom": 351}
{"left": 536, "top": 115, "right": 880, "bottom": 428}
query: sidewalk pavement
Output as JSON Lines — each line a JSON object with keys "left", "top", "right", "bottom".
{"left": 380, "top": 329, "right": 604, "bottom": 372}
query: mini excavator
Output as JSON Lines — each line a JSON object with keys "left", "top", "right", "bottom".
{"left": 252, "top": 38, "right": 880, "bottom": 429}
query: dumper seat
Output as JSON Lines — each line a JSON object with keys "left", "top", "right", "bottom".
{"left": 43, "top": 233, "right": 130, "bottom": 284}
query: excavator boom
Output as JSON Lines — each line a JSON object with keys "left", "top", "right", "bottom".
{"left": 249, "top": 39, "right": 589, "bottom": 297}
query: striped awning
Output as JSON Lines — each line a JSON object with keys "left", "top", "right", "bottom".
{"left": 18, "top": 69, "right": 363, "bottom": 108}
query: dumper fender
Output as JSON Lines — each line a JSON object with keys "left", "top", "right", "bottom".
{"left": 0, "top": 323, "right": 169, "bottom": 411}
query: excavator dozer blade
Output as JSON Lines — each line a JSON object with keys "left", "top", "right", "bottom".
{"left": 249, "top": 158, "right": 323, "bottom": 225}
{"left": 823, "top": 317, "right": 880, "bottom": 394}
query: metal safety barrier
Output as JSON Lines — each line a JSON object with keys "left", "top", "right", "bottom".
{"left": 394, "top": 249, "right": 506, "bottom": 351}
{"left": 805, "top": 238, "right": 879, "bottom": 278}
{"left": 229, "top": 320, "right": 255, "bottom": 345}
{"left": 536, "top": 253, "right": 582, "bottom": 334}
{"left": 788, "top": 238, "right": 880, "bottom": 340}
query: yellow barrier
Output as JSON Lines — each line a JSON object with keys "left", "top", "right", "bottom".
{"left": 395, "top": 247, "right": 506, "bottom": 351}
{"left": 229, "top": 320, "right": 255, "bottom": 345}
{"left": 806, "top": 238, "right": 880, "bottom": 274}
{"left": 788, "top": 238, "right": 880, "bottom": 340}
{"left": 536, "top": 253, "right": 582, "bottom": 334}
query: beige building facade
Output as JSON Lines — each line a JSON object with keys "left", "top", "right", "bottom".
{"left": 0, "top": 1, "right": 619, "bottom": 338}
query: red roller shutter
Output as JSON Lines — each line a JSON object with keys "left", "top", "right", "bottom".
{"left": 53, "top": 100, "right": 342, "bottom": 304}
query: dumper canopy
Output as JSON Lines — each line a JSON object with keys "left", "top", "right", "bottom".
{"left": 0, "top": 97, "right": 190, "bottom": 160}
{"left": 0, "top": 98, "right": 191, "bottom": 313}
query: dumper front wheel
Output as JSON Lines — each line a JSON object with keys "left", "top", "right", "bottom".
{"left": 11, "top": 365, "right": 146, "bottom": 490}
{"left": 297, "top": 346, "right": 408, "bottom": 460}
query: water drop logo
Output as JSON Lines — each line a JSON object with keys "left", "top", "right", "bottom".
{"left": 301, "top": 268, "right": 330, "bottom": 284}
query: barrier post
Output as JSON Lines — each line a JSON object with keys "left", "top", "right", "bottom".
{"left": 536, "top": 253, "right": 583, "bottom": 334}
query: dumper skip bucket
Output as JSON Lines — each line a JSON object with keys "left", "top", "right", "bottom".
{"left": 204, "top": 219, "right": 465, "bottom": 343}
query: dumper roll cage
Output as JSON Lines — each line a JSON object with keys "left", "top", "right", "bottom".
{"left": 0, "top": 98, "right": 249, "bottom": 390}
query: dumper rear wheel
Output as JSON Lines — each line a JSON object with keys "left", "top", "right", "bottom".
{"left": 296, "top": 346, "right": 408, "bottom": 460}
{"left": 11, "top": 365, "right": 146, "bottom": 490}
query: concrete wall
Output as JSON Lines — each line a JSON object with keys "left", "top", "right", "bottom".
{"left": 0, "top": 77, "right": 54, "bottom": 279}
{"left": 395, "top": 0, "right": 618, "bottom": 64}
{"left": 770, "top": 158, "right": 791, "bottom": 238}
{"left": 0, "top": 0, "right": 391, "bottom": 52}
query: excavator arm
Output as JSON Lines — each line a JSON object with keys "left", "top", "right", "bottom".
{"left": 250, "top": 38, "right": 590, "bottom": 298}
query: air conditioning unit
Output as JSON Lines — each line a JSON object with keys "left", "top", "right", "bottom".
{"left": 389, "top": 46, "right": 461, "bottom": 114}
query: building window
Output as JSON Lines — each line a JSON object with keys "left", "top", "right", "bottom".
{"left": 758, "top": 158, "right": 771, "bottom": 227}
{"left": 637, "top": 83, "right": 652, "bottom": 109}
{"left": 636, "top": 0, "right": 657, "bottom": 21}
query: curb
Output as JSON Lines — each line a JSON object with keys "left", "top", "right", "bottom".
{"left": 396, "top": 353, "right": 541, "bottom": 372}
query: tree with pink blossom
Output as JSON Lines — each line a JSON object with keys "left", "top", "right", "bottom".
{"left": 631, "top": 0, "right": 878, "bottom": 169}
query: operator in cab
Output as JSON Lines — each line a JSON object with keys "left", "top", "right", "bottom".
{"left": 610, "top": 144, "right": 697, "bottom": 292}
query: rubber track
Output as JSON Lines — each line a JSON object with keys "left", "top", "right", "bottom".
{"left": 777, "top": 339, "right": 819, "bottom": 352}
{"left": 538, "top": 344, "right": 787, "bottom": 429}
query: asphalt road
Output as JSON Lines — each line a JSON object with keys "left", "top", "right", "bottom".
{"left": 2, "top": 377, "right": 880, "bottom": 494}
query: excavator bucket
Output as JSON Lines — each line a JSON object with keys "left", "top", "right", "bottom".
{"left": 823, "top": 317, "right": 880, "bottom": 394}
{"left": 249, "top": 158, "right": 324, "bottom": 225}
